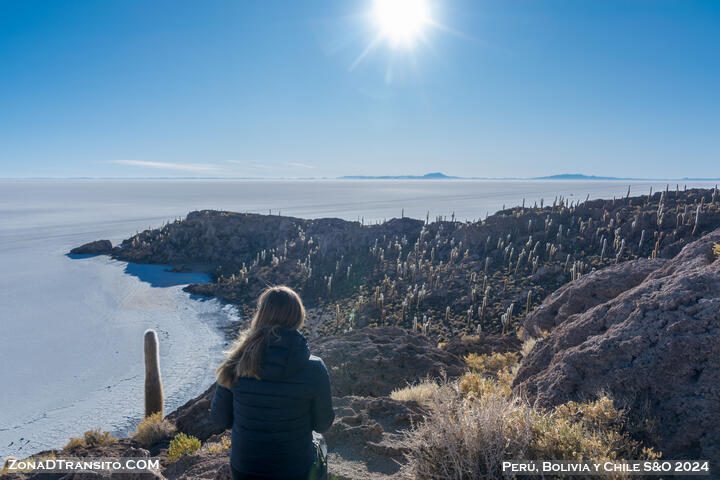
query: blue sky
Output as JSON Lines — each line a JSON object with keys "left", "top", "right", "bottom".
{"left": 1, "top": 0, "right": 718, "bottom": 178}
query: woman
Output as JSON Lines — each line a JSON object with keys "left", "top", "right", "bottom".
{"left": 211, "top": 286, "right": 334, "bottom": 480}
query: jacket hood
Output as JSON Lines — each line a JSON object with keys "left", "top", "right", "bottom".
{"left": 258, "top": 328, "right": 310, "bottom": 381}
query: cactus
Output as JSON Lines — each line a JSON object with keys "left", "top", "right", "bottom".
{"left": 144, "top": 329, "right": 164, "bottom": 418}
{"left": 500, "top": 303, "right": 514, "bottom": 335}
{"left": 525, "top": 290, "right": 532, "bottom": 316}
{"left": 693, "top": 205, "right": 701, "bottom": 235}
{"left": 616, "top": 239, "right": 626, "bottom": 264}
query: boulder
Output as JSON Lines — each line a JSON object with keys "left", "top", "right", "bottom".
{"left": 311, "top": 327, "right": 464, "bottom": 397}
{"left": 165, "top": 385, "right": 222, "bottom": 442}
{"left": 522, "top": 258, "right": 667, "bottom": 337}
{"left": 161, "top": 452, "right": 230, "bottom": 480}
{"left": 326, "top": 396, "right": 424, "bottom": 480}
{"left": 70, "top": 240, "right": 113, "bottom": 255}
{"left": 513, "top": 229, "right": 720, "bottom": 461}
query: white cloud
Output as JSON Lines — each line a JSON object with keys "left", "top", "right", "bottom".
{"left": 285, "top": 162, "right": 316, "bottom": 169}
{"left": 111, "top": 160, "right": 218, "bottom": 173}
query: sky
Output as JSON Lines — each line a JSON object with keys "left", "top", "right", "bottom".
{"left": 0, "top": 0, "right": 719, "bottom": 179}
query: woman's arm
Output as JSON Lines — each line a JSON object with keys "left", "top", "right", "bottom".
{"left": 311, "top": 359, "right": 335, "bottom": 433}
{"left": 210, "top": 384, "right": 234, "bottom": 430}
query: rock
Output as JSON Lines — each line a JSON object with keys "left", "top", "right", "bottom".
{"left": 442, "top": 333, "right": 521, "bottom": 358}
{"left": 165, "top": 385, "right": 223, "bottom": 442}
{"left": 326, "top": 395, "right": 424, "bottom": 480}
{"left": 161, "top": 453, "right": 229, "bottom": 480}
{"left": 327, "top": 396, "right": 423, "bottom": 450}
{"left": 325, "top": 395, "right": 423, "bottom": 450}
{"left": 70, "top": 240, "right": 113, "bottom": 255}
{"left": 214, "top": 464, "right": 231, "bottom": 480}
{"left": 326, "top": 413, "right": 384, "bottom": 446}
{"left": 364, "top": 440, "right": 409, "bottom": 458}
{"left": 311, "top": 327, "right": 464, "bottom": 397}
{"left": 522, "top": 258, "right": 667, "bottom": 337}
{"left": 529, "top": 264, "right": 564, "bottom": 283}
{"left": 513, "top": 228, "right": 720, "bottom": 461}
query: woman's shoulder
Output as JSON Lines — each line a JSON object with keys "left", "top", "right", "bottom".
{"left": 306, "top": 354, "right": 330, "bottom": 377}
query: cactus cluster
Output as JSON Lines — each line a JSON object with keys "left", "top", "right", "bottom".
{"left": 118, "top": 187, "right": 720, "bottom": 342}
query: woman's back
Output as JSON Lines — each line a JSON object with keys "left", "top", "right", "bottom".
{"left": 211, "top": 328, "right": 334, "bottom": 477}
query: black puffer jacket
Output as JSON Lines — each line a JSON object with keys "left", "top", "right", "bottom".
{"left": 210, "top": 328, "right": 334, "bottom": 478}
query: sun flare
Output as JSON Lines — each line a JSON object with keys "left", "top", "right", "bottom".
{"left": 373, "top": 0, "right": 431, "bottom": 47}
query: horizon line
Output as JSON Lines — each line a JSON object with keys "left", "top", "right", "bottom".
{"left": 2, "top": 174, "right": 720, "bottom": 182}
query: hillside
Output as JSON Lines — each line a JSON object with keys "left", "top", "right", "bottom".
{"left": 74, "top": 187, "right": 720, "bottom": 343}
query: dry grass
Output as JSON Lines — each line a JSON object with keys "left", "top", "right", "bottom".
{"left": 403, "top": 383, "right": 661, "bottom": 480}
{"left": 390, "top": 379, "right": 441, "bottom": 404}
{"left": 63, "top": 429, "right": 117, "bottom": 450}
{"left": 464, "top": 352, "right": 519, "bottom": 374}
{"left": 459, "top": 371, "right": 511, "bottom": 398}
{"left": 203, "top": 435, "right": 232, "bottom": 454}
{"left": 132, "top": 412, "right": 177, "bottom": 447}
{"left": 402, "top": 383, "right": 532, "bottom": 479}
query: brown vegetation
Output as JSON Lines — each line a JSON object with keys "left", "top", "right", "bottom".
{"left": 402, "top": 354, "right": 660, "bottom": 480}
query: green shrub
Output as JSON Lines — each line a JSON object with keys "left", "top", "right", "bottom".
{"left": 167, "top": 433, "right": 201, "bottom": 462}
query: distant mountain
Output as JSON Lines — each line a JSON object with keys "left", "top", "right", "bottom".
{"left": 339, "top": 172, "right": 458, "bottom": 180}
{"left": 533, "top": 173, "right": 634, "bottom": 180}
{"left": 339, "top": 172, "right": 643, "bottom": 181}
{"left": 17, "top": 172, "right": 720, "bottom": 181}
{"left": 534, "top": 173, "right": 720, "bottom": 181}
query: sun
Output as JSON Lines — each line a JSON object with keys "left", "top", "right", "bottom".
{"left": 372, "top": 0, "right": 431, "bottom": 47}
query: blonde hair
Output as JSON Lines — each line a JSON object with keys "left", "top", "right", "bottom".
{"left": 216, "top": 286, "right": 305, "bottom": 387}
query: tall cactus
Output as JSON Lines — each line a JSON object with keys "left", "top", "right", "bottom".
{"left": 144, "top": 329, "right": 164, "bottom": 418}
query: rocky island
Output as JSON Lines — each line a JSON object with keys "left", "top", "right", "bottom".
{"left": 4, "top": 186, "right": 720, "bottom": 479}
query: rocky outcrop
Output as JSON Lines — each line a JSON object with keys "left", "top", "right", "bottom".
{"left": 165, "top": 385, "right": 221, "bottom": 442}
{"left": 311, "top": 327, "right": 464, "bottom": 397}
{"left": 326, "top": 396, "right": 425, "bottom": 480}
{"left": 69, "top": 240, "right": 113, "bottom": 255}
{"left": 522, "top": 258, "right": 667, "bottom": 337}
{"left": 72, "top": 189, "right": 720, "bottom": 339}
{"left": 514, "top": 228, "right": 720, "bottom": 460}
{"left": 161, "top": 441, "right": 231, "bottom": 480}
